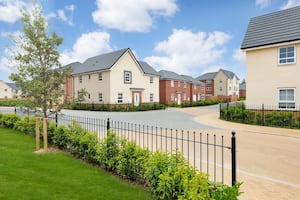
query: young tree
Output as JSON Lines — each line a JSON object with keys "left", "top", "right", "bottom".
{"left": 9, "top": 3, "right": 70, "bottom": 118}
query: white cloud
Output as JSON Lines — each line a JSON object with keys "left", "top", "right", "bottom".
{"left": 47, "top": 4, "right": 75, "bottom": 25}
{"left": 0, "top": 0, "right": 26, "bottom": 23}
{"left": 281, "top": 0, "right": 300, "bottom": 9}
{"left": 92, "top": 0, "right": 178, "bottom": 32}
{"left": 60, "top": 31, "right": 112, "bottom": 65}
{"left": 232, "top": 49, "right": 246, "bottom": 63}
{"left": 144, "top": 29, "right": 231, "bottom": 75}
{"left": 256, "top": 0, "right": 271, "bottom": 9}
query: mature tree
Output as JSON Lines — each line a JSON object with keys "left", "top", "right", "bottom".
{"left": 9, "top": 3, "right": 70, "bottom": 118}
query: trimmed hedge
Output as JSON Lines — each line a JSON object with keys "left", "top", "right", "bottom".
{"left": 0, "top": 112, "right": 242, "bottom": 200}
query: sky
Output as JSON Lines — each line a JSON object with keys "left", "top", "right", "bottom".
{"left": 1, "top": 0, "right": 300, "bottom": 83}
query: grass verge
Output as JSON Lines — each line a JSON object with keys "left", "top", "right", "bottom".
{"left": 0, "top": 128, "right": 153, "bottom": 200}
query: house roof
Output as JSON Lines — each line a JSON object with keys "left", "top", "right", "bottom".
{"left": 196, "top": 72, "right": 217, "bottom": 81}
{"left": 239, "top": 82, "right": 246, "bottom": 90}
{"left": 241, "top": 6, "right": 300, "bottom": 50}
{"left": 63, "top": 62, "right": 81, "bottom": 71}
{"left": 5, "top": 82, "right": 18, "bottom": 90}
{"left": 72, "top": 48, "right": 128, "bottom": 75}
{"left": 138, "top": 61, "right": 160, "bottom": 76}
{"left": 158, "top": 70, "right": 187, "bottom": 81}
{"left": 219, "top": 69, "right": 239, "bottom": 80}
{"left": 180, "top": 75, "right": 205, "bottom": 86}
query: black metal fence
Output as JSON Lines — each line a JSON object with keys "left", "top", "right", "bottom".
{"left": 0, "top": 107, "right": 237, "bottom": 186}
{"left": 220, "top": 102, "right": 300, "bottom": 129}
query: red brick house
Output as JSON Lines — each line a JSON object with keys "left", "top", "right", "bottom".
{"left": 62, "top": 62, "right": 81, "bottom": 103}
{"left": 196, "top": 72, "right": 216, "bottom": 98}
{"left": 158, "top": 70, "right": 205, "bottom": 105}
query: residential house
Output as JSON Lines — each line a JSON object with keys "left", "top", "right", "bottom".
{"left": 62, "top": 62, "right": 81, "bottom": 103}
{"left": 196, "top": 69, "right": 239, "bottom": 101}
{"left": 71, "top": 48, "right": 160, "bottom": 106}
{"left": 241, "top": 6, "right": 300, "bottom": 109}
{"left": 181, "top": 75, "right": 206, "bottom": 101}
{"left": 158, "top": 70, "right": 205, "bottom": 105}
{"left": 239, "top": 82, "right": 246, "bottom": 98}
{"left": 214, "top": 69, "right": 239, "bottom": 99}
{"left": 0, "top": 80, "right": 22, "bottom": 99}
{"left": 196, "top": 72, "right": 216, "bottom": 97}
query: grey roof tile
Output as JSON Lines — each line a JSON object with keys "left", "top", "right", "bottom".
{"left": 180, "top": 75, "right": 204, "bottom": 85}
{"left": 158, "top": 70, "right": 187, "bottom": 81}
{"left": 196, "top": 72, "right": 217, "bottom": 80}
{"left": 241, "top": 6, "right": 300, "bottom": 49}
{"left": 5, "top": 82, "right": 18, "bottom": 90}
{"left": 72, "top": 48, "right": 128, "bottom": 75}
{"left": 138, "top": 61, "right": 160, "bottom": 76}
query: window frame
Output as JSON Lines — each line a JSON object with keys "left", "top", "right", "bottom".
{"left": 150, "top": 93, "right": 154, "bottom": 102}
{"left": 98, "top": 93, "right": 103, "bottom": 103}
{"left": 124, "top": 71, "right": 132, "bottom": 84}
{"left": 98, "top": 73, "right": 103, "bottom": 81}
{"left": 170, "top": 80, "right": 174, "bottom": 88}
{"left": 150, "top": 76, "right": 153, "bottom": 84}
{"left": 278, "top": 45, "right": 296, "bottom": 65}
{"left": 278, "top": 88, "right": 296, "bottom": 110}
{"left": 117, "top": 93, "right": 123, "bottom": 103}
{"left": 79, "top": 75, "right": 82, "bottom": 83}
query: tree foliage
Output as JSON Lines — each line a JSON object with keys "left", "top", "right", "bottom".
{"left": 9, "top": 3, "right": 70, "bottom": 118}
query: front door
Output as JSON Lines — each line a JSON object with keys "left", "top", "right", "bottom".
{"left": 134, "top": 92, "right": 140, "bottom": 106}
{"left": 177, "top": 94, "right": 181, "bottom": 105}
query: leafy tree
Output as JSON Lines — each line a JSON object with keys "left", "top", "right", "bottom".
{"left": 9, "top": 3, "right": 70, "bottom": 118}
{"left": 77, "top": 88, "right": 88, "bottom": 104}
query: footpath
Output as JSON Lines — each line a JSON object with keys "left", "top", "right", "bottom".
{"left": 177, "top": 107, "right": 300, "bottom": 200}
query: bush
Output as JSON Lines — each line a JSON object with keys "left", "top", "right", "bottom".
{"left": 14, "top": 116, "right": 36, "bottom": 136}
{"left": 209, "top": 182, "right": 242, "bottom": 200}
{"left": 117, "top": 141, "right": 150, "bottom": 181}
{"left": 0, "top": 113, "right": 21, "bottom": 128}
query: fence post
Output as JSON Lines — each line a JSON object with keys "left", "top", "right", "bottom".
{"left": 14, "top": 107, "right": 17, "bottom": 114}
{"left": 55, "top": 112, "right": 58, "bottom": 127}
{"left": 231, "top": 131, "right": 236, "bottom": 186}
{"left": 219, "top": 103, "right": 221, "bottom": 119}
{"left": 107, "top": 118, "right": 110, "bottom": 133}
{"left": 226, "top": 101, "right": 229, "bottom": 120}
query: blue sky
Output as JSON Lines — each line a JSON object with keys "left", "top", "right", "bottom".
{"left": 1, "top": 0, "right": 300, "bottom": 83}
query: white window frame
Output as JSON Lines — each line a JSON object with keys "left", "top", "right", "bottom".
{"left": 278, "top": 88, "right": 296, "bottom": 110}
{"left": 98, "top": 73, "right": 103, "bottom": 81}
{"left": 184, "top": 81, "right": 187, "bottom": 88}
{"left": 98, "top": 93, "right": 103, "bottom": 102}
{"left": 170, "top": 80, "right": 174, "bottom": 87}
{"left": 124, "top": 71, "right": 132, "bottom": 84}
{"left": 207, "top": 80, "right": 212, "bottom": 84}
{"left": 150, "top": 93, "right": 154, "bottom": 102}
{"left": 278, "top": 45, "right": 296, "bottom": 65}
{"left": 117, "top": 93, "right": 123, "bottom": 103}
{"left": 171, "top": 93, "right": 175, "bottom": 101}
{"left": 79, "top": 75, "right": 82, "bottom": 83}
{"left": 178, "top": 81, "right": 181, "bottom": 87}
{"left": 150, "top": 76, "right": 153, "bottom": 84}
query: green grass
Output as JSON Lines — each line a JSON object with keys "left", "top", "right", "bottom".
{"left": 0, "top": 128, "right": 153, "bottom": 200}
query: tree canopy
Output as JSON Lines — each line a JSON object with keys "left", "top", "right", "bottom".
{"left": 9, "top": 3, "right": 70, "bottom": 118}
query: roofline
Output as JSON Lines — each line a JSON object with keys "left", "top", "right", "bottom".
{"left": 241, "top": 39, "right": 300, "bottom": 50}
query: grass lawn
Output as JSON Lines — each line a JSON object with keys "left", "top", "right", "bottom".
{"left": 0, "top": 128, "right": 153, "bottom": 200}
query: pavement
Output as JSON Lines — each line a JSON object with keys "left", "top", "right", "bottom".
{"left": 178, "top": 105, "right": 300, "bottom": 200}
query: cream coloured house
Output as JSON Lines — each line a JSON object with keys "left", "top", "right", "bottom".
{"left": 0, "top": 80, "right": 22, "bottom": 99}
{"left": 71, "top": 48, "right": 160, "bottom": 106}
{"left": 214, "top": 69, "right": 239, "bottom": 97}
{"left": 241, "top": 6, "right": 300, "bottom": 110}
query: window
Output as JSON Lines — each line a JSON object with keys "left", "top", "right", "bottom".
{"left": 279, "top": 46, "right": 295, "bottom": 64}
{"left": 178, "top": 81, "right": 181, "bottom": 87}
{"left": 206, "top": 87, "right": 212, "bottom": 91}
{"left": 150, "top": 93, "right": 154, "bottom": 102}
{"left": 184, "top": 81, "right": 187, "bottom": 88}
{"left": 171, "top": 93, "right": 175, "bottom": 101}
{"left": 150, "top": 76, "right": 153, "bottom": 84}
{"left": 278, "top": 88, "right": 295, "bottom": 109}
{"left": 124, "top": 71, "right": 132, "bottom": 84}
{"left": 118, "top": 93, "right": 123, "bottom": 103}
{"left": 98, "top": 93, "right": 103, "bottom": 102}
{"left": 171, "top": 80, "right": 174, "bottom": 87}
{"left": 207, "top": 80, "right": 212, "bottom": 84}
{"left": 88, "top": 93, "right": 91, "bottom": 99}
{"left": 220, "top": 87, "right": 223, "bottom": 91}
{"left": 88, "top": 74, "right": 91, "bottom": 79}
{"left": 79, "top": 75, "right": 82, "bottom": 83}
{"left": 229, "top": 86, "right": 232, "bottom": 91}
{"left": 4, "top": 89, "right": 7, "bottom": 92}
{"left": 98, "top": 73, "right": 102, "bottom": 81}
{"left": 183, "top": 93, "right": 187, "bottom": 101}
{"left": 219, "top": 79, "right": 222, "bottom": 83}
{"left": 194, "top": 84, "right": 196, "bottom": 90}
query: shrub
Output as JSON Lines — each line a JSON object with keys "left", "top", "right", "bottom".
{"left": 209, "top": 182, "right": 242, "bottom": 200}
{"left": 52, "top": 125, "right": 69, "bottom": 148}
{"left": 97, "top": 131, "right": 120, "bottom": 172}
{"left": 1, "top": 113, "right": 21, "bottom": 128}
{"left": 117, "top": 141, "right": 150, "bottom": 181}
{"left": 14, "top": 116, "right": 36, "bottom": 136}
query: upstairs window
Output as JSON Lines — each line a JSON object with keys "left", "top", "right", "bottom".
{"left": 170, "top": 80, "right": 174, "bottom": 87}
{"left": 184, "top": 81, "right": 187, "bottom": 88}
{"left": 124, "top": 71, "right": 132, "bottom": 84}
{"left": 178, "top": 81, "right": 181, "bottom": 87}
{"left": 150, "top": 76, "right": 153, "bottom": 84}
{"left": 279, "top": 46, "right": 295, "bottom": 65}
{"left": 150, "top": 93, "right": 154, "bottom": 102}
{"left": 278, "top": 88, "right": 295, "bottom": 109}
{"left": 207, "top": 80, "right": 212, "bottom": 84}
{"left": 79, "top": 75, "right": 82, "bottom": 83}
{"left": 88, "top": 74, "right": 91, "bottom": 79}
{"left": 98, "top": 73, "right": 102, "bottom": 81}
{"left": 98, "top": 93, "right": 103, "bottom": 102}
